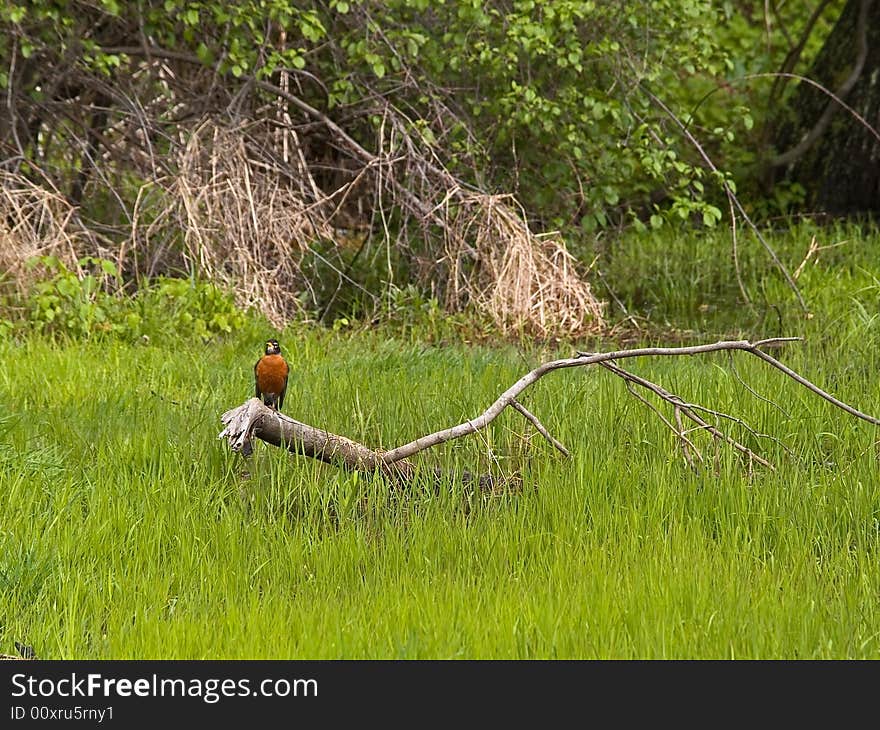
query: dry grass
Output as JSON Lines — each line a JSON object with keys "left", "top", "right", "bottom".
{"left": 172, "top": 122, "right": 338, "bottom": 327}
{"left": 444, "top": 194, "right": 605, "bottom": 338}
{"left": 0, "top": 172, "right": 102, "bottom": 295}
{"left": 166, "top": 122, "right": 605, "bottom": 337}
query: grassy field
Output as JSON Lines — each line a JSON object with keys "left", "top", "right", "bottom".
{"left": 1, "top": 223, "right": 880, "bottom": 659}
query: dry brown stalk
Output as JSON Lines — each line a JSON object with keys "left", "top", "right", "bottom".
{"left": 444, "top": 194, "right": 605, "bottom": 338}
{"left": 171, "top": 123, "right": 340, "bottom": 327}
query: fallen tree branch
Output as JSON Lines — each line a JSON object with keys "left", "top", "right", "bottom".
{"left": 218, "top": 398, "right": 502, "bottom": 491}
{"left": 219, "top": 337, "right": 880, "bottom": 483}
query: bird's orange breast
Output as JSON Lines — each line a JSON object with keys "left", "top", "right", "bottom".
{"left": 256, "top": 354, "right": 289, "bottom": 393}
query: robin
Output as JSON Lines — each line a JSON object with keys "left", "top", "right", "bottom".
{"left": 254, "top": 339, "right": 289, "bottom": 411}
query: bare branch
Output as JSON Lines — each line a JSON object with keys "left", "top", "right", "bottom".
{"left": 750, "top": 73, "right": 880, "bottom": 149}
{"left": 218, "top": 398, "right": 502, "bottom": 491}
{"left": 510, "top": 399, "right": 570, "bottom": 458}
{"left": 379, "top": 337, "right": 876, "bottom": 464}
{"left": 768, "top": 0, "right": 835, "bottom": 109}
{"left": 599, "top": 360, "right": 773, "bottom": 470}
{"left": 748, "top": 348, "right": 880, "bottom": 426}
{"left": 623, "top": 379, "right": 703, "bottom": 469}
{"left": 638, "top": 85, "right": 807, "bottom": 312}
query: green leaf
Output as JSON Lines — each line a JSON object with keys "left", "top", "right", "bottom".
{"left": 603, "top": 186, "right": 620, "bottom": 205}
{"left": 196, "top": 43, "right": 212, "bottom": 64}
{"left": 702, "top": 205, "right": 722, "bottom": 226}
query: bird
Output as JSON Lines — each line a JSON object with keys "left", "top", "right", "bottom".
{"left": 254, "top": 338, "right": 289, "bottom": 411}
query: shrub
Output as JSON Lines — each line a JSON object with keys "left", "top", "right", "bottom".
{"left": 1, "top": 256, "right": 248, "bottom": 342}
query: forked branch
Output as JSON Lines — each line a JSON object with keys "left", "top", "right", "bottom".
{"left": 219, "top": 337, "right": 880, "bottom": 485}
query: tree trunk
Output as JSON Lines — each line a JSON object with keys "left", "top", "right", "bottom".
{"left": 773, "top": 0, "right": 880, "bottom": 216}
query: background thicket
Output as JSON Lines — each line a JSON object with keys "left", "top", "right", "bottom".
{"left": 1, "top": 0, "right": 868, "bottom": 337}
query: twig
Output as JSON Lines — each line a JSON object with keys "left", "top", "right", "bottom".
{"left": 595, "top": 267, "right": 641, "bottom": 331}
{"left": 728, "top": 193, "right": 752, "bottom": 310}
{"left": 639, "top": 85, "right": 807, "bottom": 312}
{"left": 599, "top": 360, "right": 773, "bottom": 469}
{"left": 510, "top": 399, "right": 570, "bottom": 457}
{"left": 771, "top": 0, "right": 871, "bottom": 169}
{"left": 623, "top": 379, "right": 703, "bottom": 468}
{"left": 748, "top": 347, "right": 880, "bottom": 426}
{"left": 673, "top": 404, "right": 699, "bottom": 470}
{"left": 726, "top": 350, "right": 791, "bottom": 418}
{"left": 767, "top": 0, "right": 835, "bottom": 110}
{"left": 793, "top": 236, "right": 849, "bottom": 280}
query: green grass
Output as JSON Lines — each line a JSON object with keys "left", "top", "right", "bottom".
{"left": 1, "top": 222, "right": 880, "bottom": 659}
{"left": 601, "top": 219, "right": 880, "bottom": 342}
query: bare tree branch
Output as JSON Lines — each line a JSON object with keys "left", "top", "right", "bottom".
{"left": 767, "top": 0, "right": 835, "bottom": 110}
{"left": 218, "top": 398, "right": 503, "bottom": 491}
{"left": 622, "top": 378, "right": 703, "bottom": 469}
{"left": 510, "top": 399, "right": 570, "bottom": 458}
{"left": 638, "top": 85, "right": 807, "bottom": 312}
{"left": 599, "top": 360, "right": 773, "bottom": 469}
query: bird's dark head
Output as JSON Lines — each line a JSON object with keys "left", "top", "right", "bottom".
{"left": 264, "top": 339, "right": 281, "bottom": 355}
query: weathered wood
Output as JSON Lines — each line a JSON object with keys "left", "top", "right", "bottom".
{"left": 219, "top": 398, "right": 413, "bottom": 478}
{"left": 218, "top": 398, "right": 501, "bottom": 490}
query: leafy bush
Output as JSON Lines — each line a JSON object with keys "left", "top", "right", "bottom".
{"left": 23, "top": 256, "right": 128, "bottom": 339}
{"left": 1, "top": 256, "right": 248, "bottom": 342}
{"left": 134, "top": 277, "right": 248, "bottom": 342}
